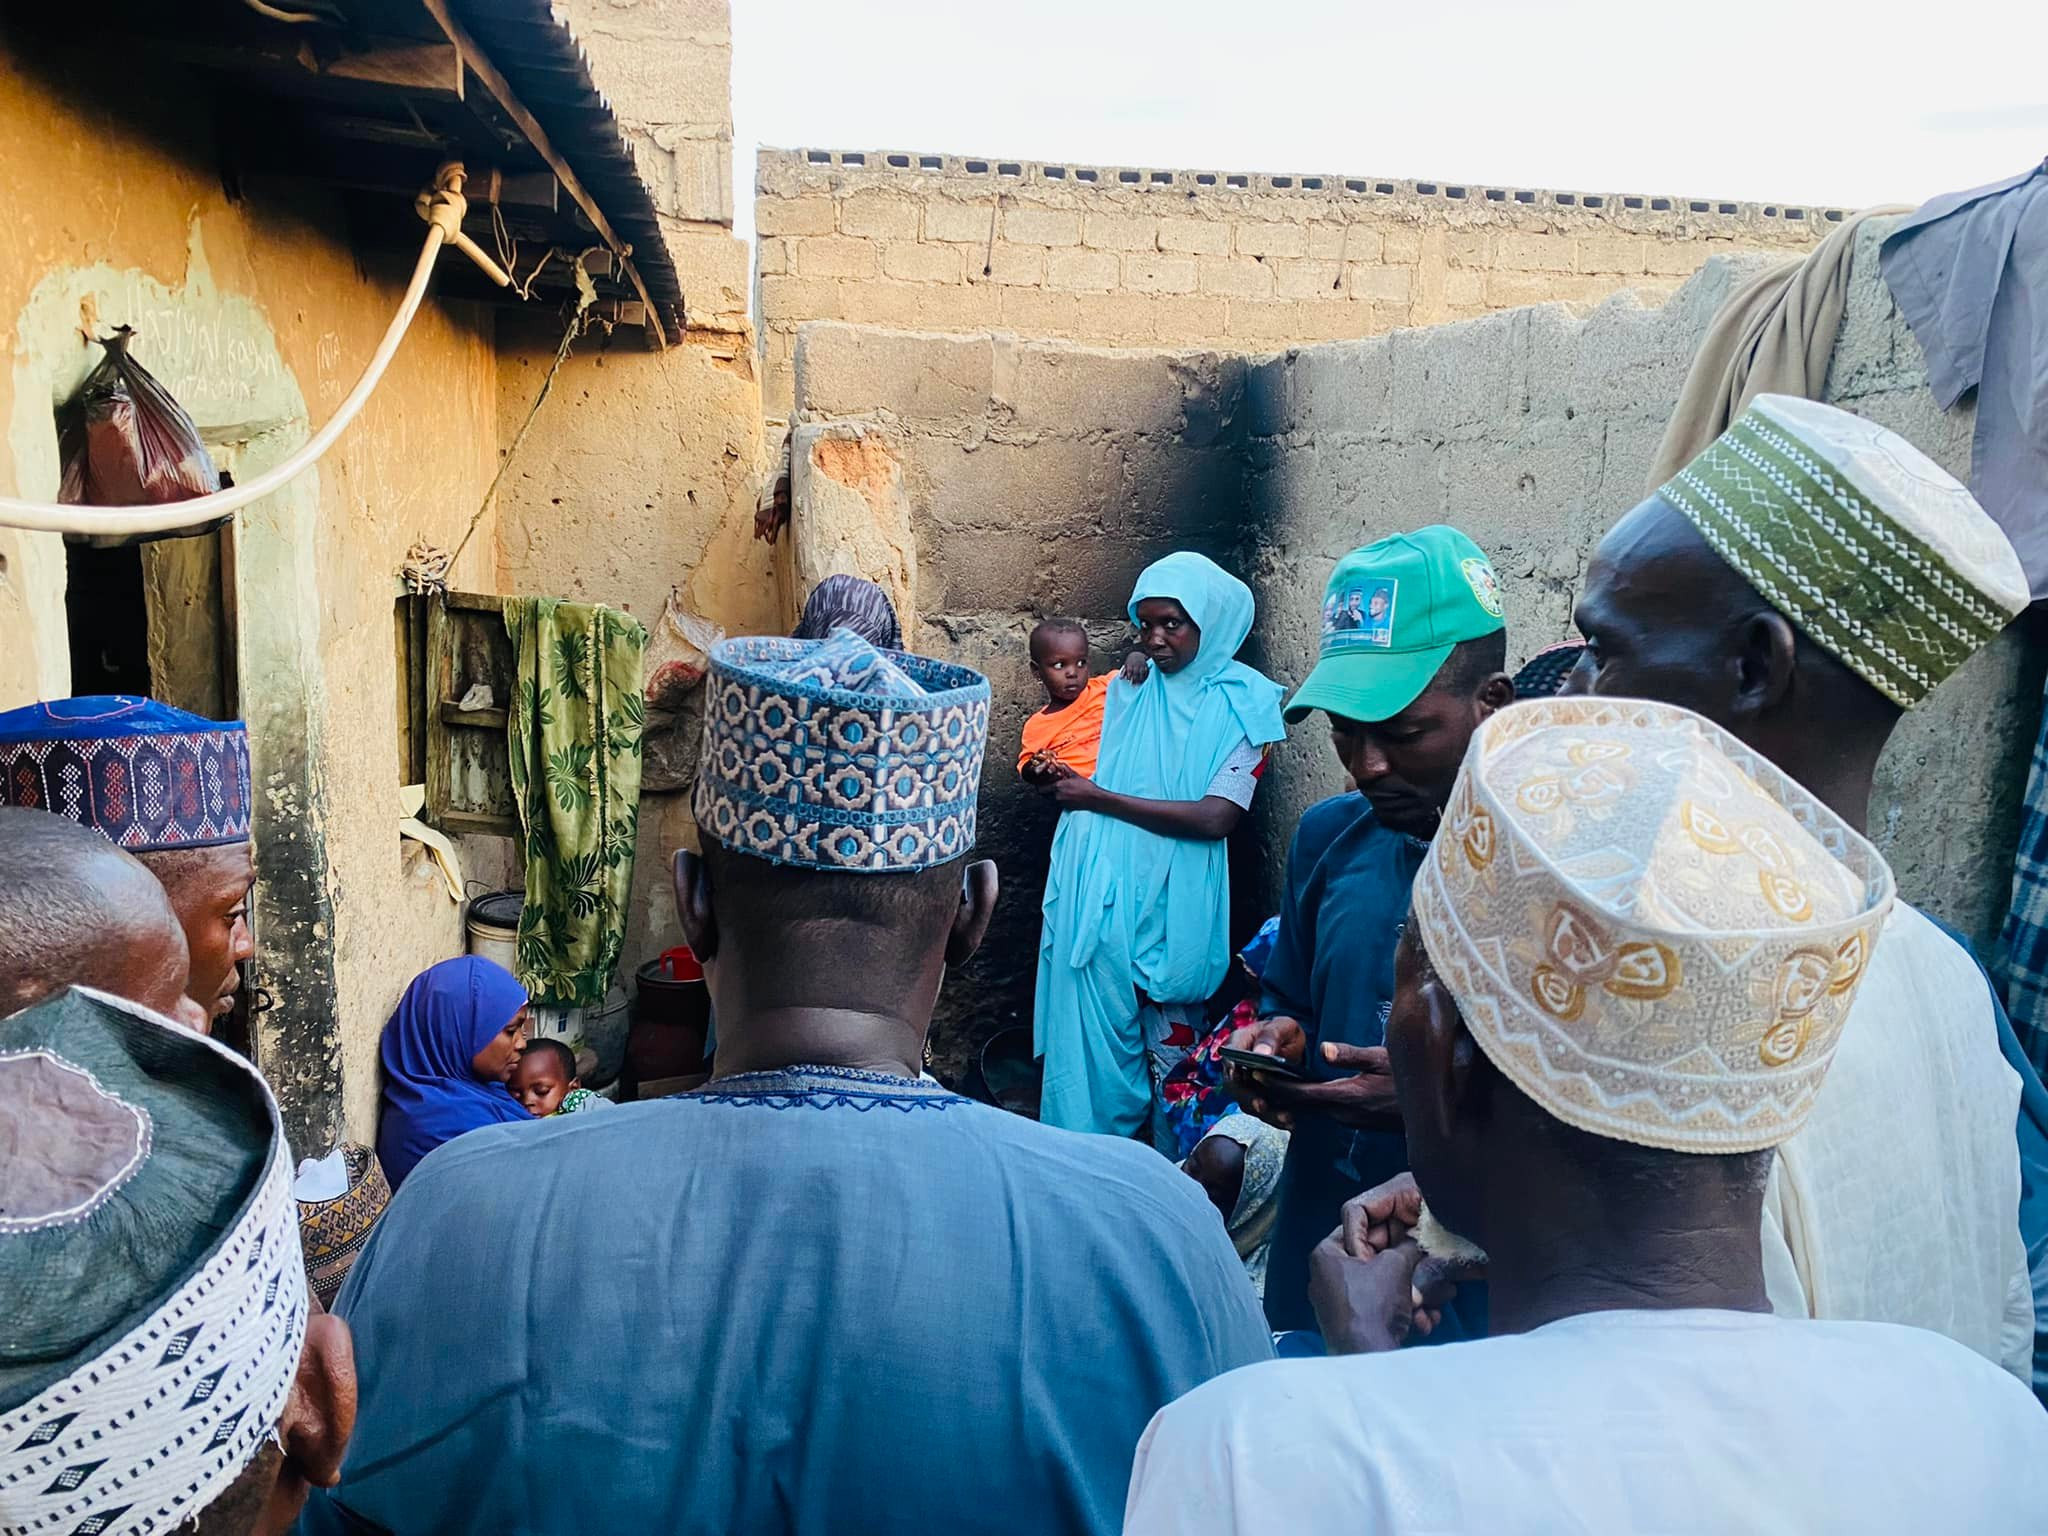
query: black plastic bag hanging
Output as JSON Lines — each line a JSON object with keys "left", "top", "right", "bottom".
{"left": 57, "top": 326, "right": 227, "bottom": 544}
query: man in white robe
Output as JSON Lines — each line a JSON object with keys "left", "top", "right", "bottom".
{"left": 1125, "top": 698, "right": 2048, "bottom": 1535}
{"left": 1568, "top": 394, "right": 2035, "bottom": 1379}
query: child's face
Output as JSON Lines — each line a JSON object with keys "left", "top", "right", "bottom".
{"left": 509, "top": 1049, "right": 574, "bottom": 1115}
{"left": 1030, "top": 630, "right": 1091, "bottom": 705}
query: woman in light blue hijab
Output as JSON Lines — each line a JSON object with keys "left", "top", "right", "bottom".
{"left": 1034, "top": 552, "right": 1285, "bottom": 1142}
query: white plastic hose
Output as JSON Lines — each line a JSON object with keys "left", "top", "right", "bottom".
{"left": 0, "top": 169, "right": 500, "bottom": 539}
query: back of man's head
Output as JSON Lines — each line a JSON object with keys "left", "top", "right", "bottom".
{"left": 1576, "top": 397, "right": 2027, "bottom": 770}
{"left": 1398, "top": 925, "right": 1774, "bottom": 1243}
{"left": 0, "top": 807, "right": 198, "bottom": 1024}
{"left": 697, "top": 837, "right": 969, "bottom": 1016}
{"left": 1574, "top": 493, "right": 1900, "bottom": 744}
{"left": 1395, "top": 698, "right": 1892, "bottom": 1275}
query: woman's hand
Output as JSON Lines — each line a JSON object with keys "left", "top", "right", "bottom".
{"left": 1048, "top": 771, "right": 1244, "bottom": 839}
{"left": 1051, "top": 773, "right": 1102, "bottom": 811}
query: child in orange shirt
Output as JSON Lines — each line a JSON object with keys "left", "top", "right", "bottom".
{"left": 1018, "top": 619, "right": 1146, "bottom": 783}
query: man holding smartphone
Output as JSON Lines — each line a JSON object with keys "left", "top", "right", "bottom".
{"left": 1227, "top": 528, "right": 1514, "bottom": 1334}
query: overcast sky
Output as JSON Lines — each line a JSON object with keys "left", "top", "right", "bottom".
{"left": 730, "top": 0, "right": 2046, "bottom": 244}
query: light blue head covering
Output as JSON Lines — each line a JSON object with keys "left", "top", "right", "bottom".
{"left": 1034, "top": 553, "right": 1285, "bottom": 1138}
{"left": 1096, "top": 552, "right": 1282, "bottom": 803}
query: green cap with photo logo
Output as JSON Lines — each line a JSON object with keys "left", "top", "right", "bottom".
{"left": 1284, "top": 526, "right": 1505, "bottom": 724}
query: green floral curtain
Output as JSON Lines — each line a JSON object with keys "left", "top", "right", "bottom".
{"left": 504, "top": 597, "right": 646, "bottom": 1007}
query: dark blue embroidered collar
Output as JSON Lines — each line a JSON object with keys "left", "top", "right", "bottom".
{"left": 688, "top": 1063, "right": 968, "bottom": 1112}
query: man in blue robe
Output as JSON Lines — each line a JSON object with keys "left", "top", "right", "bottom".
{"left": 307, "top": 633, "right": 1270, "bottom": 1536}
{"left": 1229, "top": 530, "right": 1513, "bottom": 1333}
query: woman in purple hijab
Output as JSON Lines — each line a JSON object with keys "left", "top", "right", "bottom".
{"left": 376, "top": 955, "right": 532, "bottom": 1189}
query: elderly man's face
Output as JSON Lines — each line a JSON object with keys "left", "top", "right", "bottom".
{"left": 1566, "top": 496, "right": 1748, "bottom": 725}
{"left": 1384, "top": 925, "right": 1487, "bottom": 1242}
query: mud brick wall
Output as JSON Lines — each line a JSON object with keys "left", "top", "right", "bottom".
{"left": 755, "top": 147, "right": 1840, "bottom": 414}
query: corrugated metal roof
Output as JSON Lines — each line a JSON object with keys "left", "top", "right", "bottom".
{"left": 448, "top": 0, "right": 684, "bottom": 338}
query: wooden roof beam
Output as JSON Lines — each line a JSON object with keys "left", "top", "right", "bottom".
{"left": 418, "top": 0, "right": 669, "bottom": 347}
{"left": 163, "top": 35, "right": 465, "bottom": 101}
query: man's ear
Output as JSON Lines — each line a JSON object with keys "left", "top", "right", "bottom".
{"left": 1414, "top": 974, "right": 1479, "bottom": 1144}
{"left": 1473, "top": 671, "right": 1516, "bottom": 722}
{"left": 674, "top": 848, "right": 716, "bottom": 963}
{"left": 252, "top": 1310, "right": 356, "bottom": 1533}
{"left": 1731, "top": 610, "right": 1799, "bottom": 720}
{"left": 946, "top": 859, "right": 999, "bottom": 967}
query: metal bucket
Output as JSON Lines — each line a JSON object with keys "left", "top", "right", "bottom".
{"left": 465, "top": 890, "right": 523, "bottom": 974}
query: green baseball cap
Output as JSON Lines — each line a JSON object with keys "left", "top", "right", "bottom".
{"left": 1284, "top": 526, "right": 1506, "bottom": 724}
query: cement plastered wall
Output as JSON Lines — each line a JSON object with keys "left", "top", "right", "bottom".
{"left": 791, "top": 322, "right": 1266, "bottom": 1077}
{"left": 490, "top": 0, "right": 781, "bottom": 992}
{"left": 789, "top": 227, "right": 2041, "bottom": 1076}
{"left": 1242, "top": 219, "right": 2041, "bottom": 954}
{"left": 756, "top": 147, "right": 1836, "bottom": 417}
{"left": 559, "top": 0, "right": 750, "bottom": 334}
{"left": 0, "top": 37, "right": 500, "bottom": 1149}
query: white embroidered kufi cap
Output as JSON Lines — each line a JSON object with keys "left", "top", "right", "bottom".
{"left": 0, "top": 988, "right": 306, "bottom": 1535}
{"left": 1417, "top": 697, "right": 1896, "bottom": 1153}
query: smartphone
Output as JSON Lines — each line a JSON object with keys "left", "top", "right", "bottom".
{"left": 1219, "top": 1046, "right": 1308, "bottom": 1080}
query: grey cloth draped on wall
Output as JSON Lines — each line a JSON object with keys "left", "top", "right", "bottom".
{"left": 1880, "top": 161, "right": 2048, "bottom": 597}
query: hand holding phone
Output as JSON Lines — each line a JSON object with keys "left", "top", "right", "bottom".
{"left": 1218, "top": 1046, "right": 1308, "bottom": 1080}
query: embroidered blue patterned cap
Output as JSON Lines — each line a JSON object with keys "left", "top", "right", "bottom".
{"left": 0, "top": 987, "right": 306, "bottom": 1534}
{"left": 693, "top": 633, "right": 990, "bottom": 873}
{"left": 0, "top": 696, "right": 252, "bottom": 853}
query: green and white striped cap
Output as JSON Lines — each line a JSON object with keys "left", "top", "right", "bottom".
{"left": 1660, "top": 395, "right": 2026, "bottom": 708}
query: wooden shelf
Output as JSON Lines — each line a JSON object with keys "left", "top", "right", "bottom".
{"left": 439, "top": 702, "right": 508, "bottom": 730}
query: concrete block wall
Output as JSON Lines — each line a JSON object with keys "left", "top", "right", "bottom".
{"left": 559, "top": 0, "right": 749, "bottom": 335}
{"left": 1240, "top": 221, "right": 2041, "bottom": 955}
{"left": 788, "top": 228, "right": 2043, "bottom": 1078}
{"left": 790, "top": 322, "right": 1259, "bottom": 1078}
{"left": 756, "top": 147, "right": 1842, "bottom": 414}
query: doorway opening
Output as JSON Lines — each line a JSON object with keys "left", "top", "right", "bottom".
{"left": 63, "top": 541, "right": 151, "bottom": 696}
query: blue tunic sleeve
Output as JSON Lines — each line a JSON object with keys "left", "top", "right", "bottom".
{"left": 1257, "top": 813, "right": 1325, "bottom": 1027}
{"left": 1257, "top": 794, "right": 1386, "bottom": 1037}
